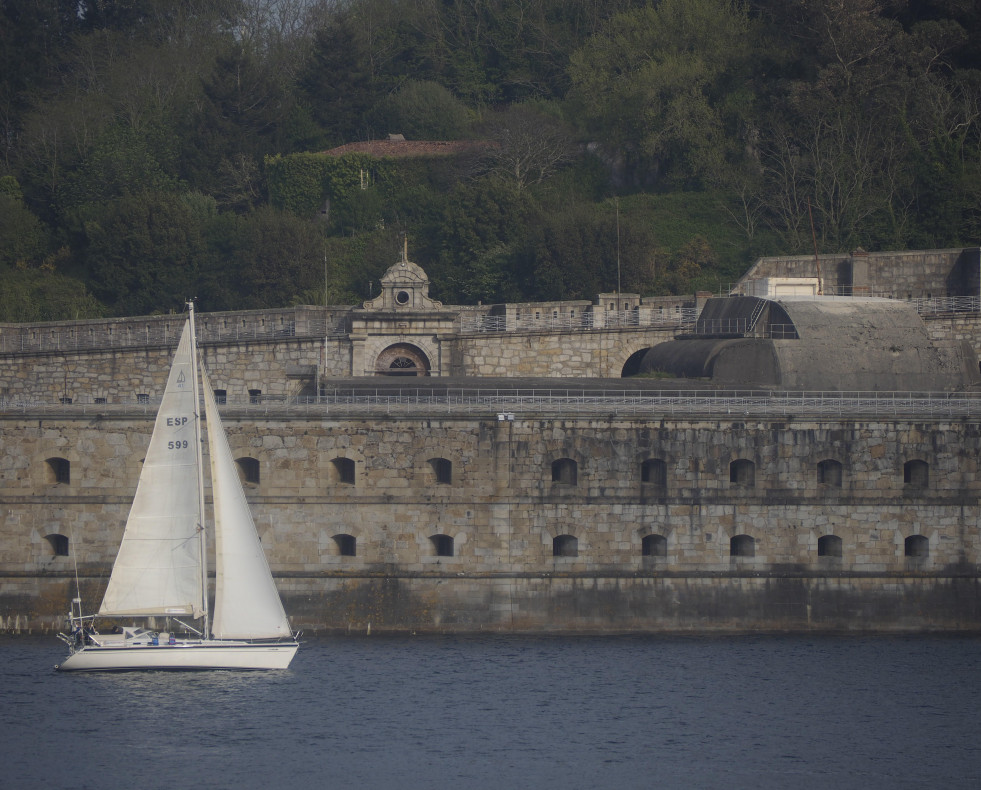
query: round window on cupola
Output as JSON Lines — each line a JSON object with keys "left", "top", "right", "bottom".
{"left": 395, "top": 290, "right": 410, "bottom": 305}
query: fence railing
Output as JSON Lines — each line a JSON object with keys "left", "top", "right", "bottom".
{"left": 456, "top": 308, "right": 698, "bottom": 334}
{"left": 4, "top": 390, "right": 978, "bottom": 419}
{"left": 2, "top": 294, "right": 979, "bottom": 355}
{"left": 0, "top": 317, "right": 333, "bottom": 354}
{"left": 911, "top": 296, "right": 981, "bottom": 315}
{"left": 691, "top": 319, "right": 799, "bottom": 338}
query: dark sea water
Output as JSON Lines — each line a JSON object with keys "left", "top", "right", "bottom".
{"left": 2, "top": 633, "right": 979, "bottom": 790}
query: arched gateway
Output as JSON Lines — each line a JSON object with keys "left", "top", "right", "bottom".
{"left": 373, "top": 343, "right": 431, "bottom": 376}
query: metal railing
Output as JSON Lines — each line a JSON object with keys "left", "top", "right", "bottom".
{"left": 2, "top": 294, "right": 978, "bottom": 356}
{"left": 0, "top": 317, "right": 331, "bottom": 354}
{"left": 4, "top": 390, "right": 978, "bottom": 419}
{"left": 691, "top": 318, "right": 799, "bottom": 338}
{"left": 911, "top": 296, "right": 981, "bottom": 316}
{"left": 455, "top": 308, "right": 698, "bottom": 334}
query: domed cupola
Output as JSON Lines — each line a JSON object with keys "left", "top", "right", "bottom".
{"left": 363, "top": 238, "right": 442, "bottom": 312}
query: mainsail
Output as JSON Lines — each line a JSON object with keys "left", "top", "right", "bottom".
{"left": 203, "top": 370, "right": 293, "bottom": 639}
{"left": 99, "top": 322, "right": 204, "bottom": 618}
{"left": 58, "top": 304, "right": 298, "bottom": 672}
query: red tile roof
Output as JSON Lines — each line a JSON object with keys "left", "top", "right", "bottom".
{"left": 323, "top": 139, "right": 495, "bottom": 158}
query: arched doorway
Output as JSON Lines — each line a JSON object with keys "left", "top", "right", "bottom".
{"left": 621, "top": 348, "right": 650, "bottom": 377}
{"left": 374, "top": 343, "right": 432, "bottom": 376}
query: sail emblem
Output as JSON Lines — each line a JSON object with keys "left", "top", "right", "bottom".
{"left": 176, "top": 370, "right": 186, "bottom": 388}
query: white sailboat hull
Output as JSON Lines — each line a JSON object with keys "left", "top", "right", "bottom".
{"left": 58, "top": 309, "right": 300, "bottom": 674}
{"left": 57, "top": 640, "right": 299, "bottom": 672}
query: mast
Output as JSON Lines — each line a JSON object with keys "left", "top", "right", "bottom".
{"left": 187, "top": 301, "right": 211, "bottom": 639}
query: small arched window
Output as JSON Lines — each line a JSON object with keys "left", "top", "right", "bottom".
{"left": 331, "top": 457, "right": 356, "bottom": 486}
{"left": 904, "top": 460, "right": 929, "bottom": 489}
{"left": 730, "top": 534, "right": 755, "bottom": 557}
{"left": 248, "top": 389, "right": 262, "bottom": 404}
{"left": 430, "top": 534, "right": 454, "bottom": 557}
{"left": 553, "top": 534, "right": 579, "bottom": 557}
{"left": 642, "top": 534, "right": 667, "bottom": 558}
{"left": 235, "top": 457, "right": 260, "bottom": 485}
{"left": 551, "top": 458, "right": 578, "bottom": 486}
{"left": 45, "top": 457, "right": 70, "bottom": 485}
{"left": 729, "top": 459, "right": 755, "bottom": 488}
{"left": 817, "top": 459, "right": 843, "bottom": 488}
{"left": 641, "top": 458, "right": 667, "bottom": 487}
{"left": 817, "top": 535, "right": 842, "bottom": 558}
{"left": 213, "top": 389, "right": 227, "bottom": 405}
{"left": 44, "top": 533, "right": 69, "bottom": 557}
{"left": 905, "top": 534, "right": 929, "bottom": 558}
{"left": 332, "top": 534, "right": 357, "bottom": 557}
{"left": 428, "top": 457, "right": 452, "bottom": 485}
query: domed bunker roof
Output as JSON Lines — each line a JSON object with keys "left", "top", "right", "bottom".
{"left": 640, "top": 296, "right": 980, "bottom": 391}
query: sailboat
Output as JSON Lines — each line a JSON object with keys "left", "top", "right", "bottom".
{"left": 56, "top": 303, "right": 299, "bottom": 671}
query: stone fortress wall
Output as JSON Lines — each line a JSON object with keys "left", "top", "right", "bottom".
{"left": 2, "top": 409, "right": 979, "bottom": 632}
{"left": 2, "top": 247, "right": 981, "bottom": 633}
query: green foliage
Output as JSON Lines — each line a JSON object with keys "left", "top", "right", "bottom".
{"left": 0, "top": 192, "right": 47, "bottom": 267}
{"left": 663, "top": 236, "right": 712, "bottom": 295}
{"left": 568, "top": 0, "right": 757, "bottom": 189}
{"left": 322, "top": 228, "right": 412, "bottom": 305}
{"left": 370, "top": 81, "right": 471, "bottom": 140}
{"left": 421, "top": 177, "right": 534, "bottom": 303}
{"left": 0, "top": 175, "right": 24, "bottom": 199}
{"left": 229, "top": 206, "right": 326, "bottom": 309}
{"left": 0, "top": 0, "right": 979, "bottom": 317}
{"left": 266, "top": 152, "right": 395, "bottom": 219}
{"left": 265, "top": 153, "right": 335, "bottom": 216}
{"left": 57, "top": 124, "right": 183, "bottom": 213}
{"left": 298, "top": 11, "right": 381, "bottom": 145}
{"left": 0, "top": 265, "right": 104, "bottom": 322}
{"left": 506, "top": 198, "right": 659, "bottom": 301}
{"left": 73, "top": 193, "right": 205, "bottom": 315}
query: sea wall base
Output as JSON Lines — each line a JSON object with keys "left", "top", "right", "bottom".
{"left": 5, "top": 573, "right": 979, "bottom": 634}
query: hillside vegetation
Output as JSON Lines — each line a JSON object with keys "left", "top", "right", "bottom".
{"left": 1, "top": 0, "right": 978, "bottom": 319}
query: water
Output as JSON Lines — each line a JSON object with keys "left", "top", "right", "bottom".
{"left": 2, "top": 634, "right": 979, "bottom": 789}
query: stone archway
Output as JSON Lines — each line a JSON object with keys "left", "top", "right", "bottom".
{"left": 621, "top": 348, "right": 651, "bottom": 377}
{"left": 373, "top": 343, "right": 432, "bottom": 376}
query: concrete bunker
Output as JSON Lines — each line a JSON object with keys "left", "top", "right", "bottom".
{"left": 639, "top": 295, "right": 981, "bottom": 391}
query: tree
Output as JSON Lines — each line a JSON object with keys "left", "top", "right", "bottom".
{"left": 57, "top": 123, "right": 183, "bottom": 213}
{"left": 0, "top": 263, "right": 103, "bottom": 322}
{"left": 750, "top": 0, "right": 981, "bottom": 251}
{"left": 230, "top": 206, "right": 325, "bottom": 308}
{"left": 193, "top": 40, "right": 298, "bottom": 201}
{"left": 567, "top": 0, "right": 759, "bottom": 189}
{"left": 478, "top": 103, "right": 576, "bottom": 191}
{"left": 74, "top": 192, "right": 205, "bottom": 315}
{"left": 422, "top": 177, "right": 533, "bottom": 302}
{"left": 510, "top": 200, "right": 657, "bottom": 301}
{"left": 0, "top": 177, "right": 47, "bottom": 267}
{"left": 663, "top": 236, "right": 714, "bottom": 295}
{"left": 370, "top": 80, "right": 471, "bottom": 140}
{"left": 299, "top": 7, "right": 387, "bottom": 144}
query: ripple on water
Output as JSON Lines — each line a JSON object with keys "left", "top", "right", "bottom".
{"left": 1, "top": 634, "right": 980, "bottom": 789}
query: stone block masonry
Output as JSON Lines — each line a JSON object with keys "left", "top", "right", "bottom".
{"left": 2, "top": 409, "right": 979, "bottom": 633}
